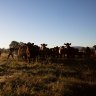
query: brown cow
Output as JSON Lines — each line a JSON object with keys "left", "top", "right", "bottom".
{"left": 17, "top": 43, "right": 30, "bottom": 62}
{"left": 64, "top": 43, "right": 79, "bottom": 58}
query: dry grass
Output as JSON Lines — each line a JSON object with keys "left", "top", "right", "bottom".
{"left": 0, "top": 53, "right": 96, "bottom": 96}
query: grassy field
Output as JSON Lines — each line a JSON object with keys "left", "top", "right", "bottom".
{"left": 0, "top": 53, "right": 96, "bottom": 96}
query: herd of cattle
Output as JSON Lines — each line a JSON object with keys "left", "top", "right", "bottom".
{"left": 8, "top": 42, "right": 96, "bottom": 63}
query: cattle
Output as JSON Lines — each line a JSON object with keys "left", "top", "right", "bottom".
{"left": 17, "top": 42, "right": 40, "bottom": 63}
{"left": 78, "top": 47, "right": 94, "bottom": 58}
{"left": 59, "top": 46, "right": 66, "bottom": 58}
{"left": 50, "top": 46, "right": 59, "bottom": 58}
{"left": 84, "top": 47, "right": 91, "bottom": 58}
{"left": 39, "top": 43, "right": 48, "bottom": 59}
{"left": 17, "top": 43, "right": 30, "bottom": 62}
{"left": 27, "top": 42, "right": 40, "bottom": 62}
{"left": 63, "top": 43, "right": 79, "bottom": 58}
{"left": 64, "top": 43, "right": 74, "bottom": 58}
{"left": 16, "top": 42, "right": 95, "bottom": 62}
{"left": 85, "top": 47, "right": 95, "bottom": 58}
{"left": 93, "top": 45, "right": 96, "bottom": 56}
{"left": 91, "top": 47, "right": 96, "bottom": 56}
{"left": 78, "top": 47, "right": 86, "bottom": 58}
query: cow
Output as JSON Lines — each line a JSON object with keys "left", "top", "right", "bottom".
{"left": 78, "top": 47, "right": 93, "bottom": 58}
{"left": 64, "top": 43, "right": 79, "bottom": 58}
{"left": 39, "top": 43, "right": 49, "bottom": 59}
{"left": 17, "top": 43, "right": 30, "bottom": 62}
{"left": 50, "top": 46, "right": 59, "bottom": 58}
{"left": 59, "top": 46, "right": 66, "bottom": 58}
{"left": 64, "top": 43, "right": 73, "bottom": 58}
{"left": 18, "top": 42, "right": 40, "bottom": 63}
{"left": 26, "top": 42, "right": 40, "bottom": 62}
{"left": 85, "top": 47, "right": 91, "bottom": 58}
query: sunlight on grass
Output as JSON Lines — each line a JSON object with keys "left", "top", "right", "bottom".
{"left": 0, "top": 53, "right": 96, "bottom": 96}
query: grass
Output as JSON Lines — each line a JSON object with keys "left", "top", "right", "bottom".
{"left": 0, "top": 53, "right": 96, "bottom": 96}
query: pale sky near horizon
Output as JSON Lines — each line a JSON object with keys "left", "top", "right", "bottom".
{"left": 0, "top": 0, "right": 96, "bottom": 48}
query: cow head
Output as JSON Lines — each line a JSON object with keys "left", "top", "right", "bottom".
{"left": 27, "top": 42, "right": 34, "bottom": 45}
{"left": 64, "top": 43, "right": 71, "bottom": 48}
{"left": 41, "top": 43, "right": 47, "bottom": 47}
{"left": 40, "top": 43, "right": 47, "bottom": 50}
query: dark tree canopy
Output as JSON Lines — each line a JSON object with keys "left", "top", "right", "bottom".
{"left": 9, "top": 41, "right": 19, "bottom": 49}
{"left": 93, "top": 45, "right": 96, "bottom": 50}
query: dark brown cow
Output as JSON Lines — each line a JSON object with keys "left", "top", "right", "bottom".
{"left": 64, "top": 43, "right": 72, "bottom": 58}
{"left": 39, "top": 43, "right": 48, "bottom": 58}
{"left": 50, "top": 46, "right": 59, "bottom": 58}
{"left": 27, "top": 42, "right": 40, "bottom": 62}
{"left": 85, "top": 47, "right": 91, "bottom": 58}
{"left": 64, "top": 43, "right": 79, "bottom": 58}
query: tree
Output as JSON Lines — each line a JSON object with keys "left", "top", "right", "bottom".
{"left": 9, "top": 41, "right": 19, "bottom": 49}
{"left": 93, "top": 45, "right": 96, "bottom": 50}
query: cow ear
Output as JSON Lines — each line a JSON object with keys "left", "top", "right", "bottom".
{"left": 32, "top": 43, "right": 34, "bottom": 45}
{"left": 64, "top": 43, "right": 67, "bottom": 45}
{"left": 45, "top": 44, "right": 47, "bottom": 46}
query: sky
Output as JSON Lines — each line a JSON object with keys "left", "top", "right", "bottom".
{"left": 0, "top": 0, "right": 96, "bottom": 48}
